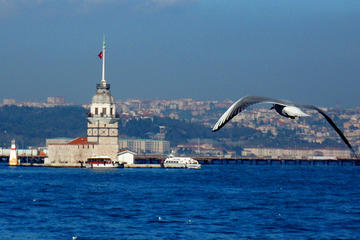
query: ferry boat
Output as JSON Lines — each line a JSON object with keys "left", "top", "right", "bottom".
{"left": 85, "top": 156, "right": 122, "bottom": 168}
{"left": 163, "top": 155, "right": 201, "bottom": 169}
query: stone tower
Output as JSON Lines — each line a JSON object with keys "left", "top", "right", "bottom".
{"left": 46, "top": 38, "right": 120, "bottom": 166}
{"left": 87, "top": 38, "right": 119, "bottom": 158}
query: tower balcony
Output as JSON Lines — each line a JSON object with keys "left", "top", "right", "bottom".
{"left": 87, "top": 112, "right": 120, "bottom": 119}
{"left": 96, "top": 83, "right": 110, "bottom": 90}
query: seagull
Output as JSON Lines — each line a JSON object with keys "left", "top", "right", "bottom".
{"left": 212, "top": 96, "right": 357, "bottom": 157}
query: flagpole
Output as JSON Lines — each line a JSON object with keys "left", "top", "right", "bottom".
{"left": 101, "top": 36, "right": 106, "bottom": 86}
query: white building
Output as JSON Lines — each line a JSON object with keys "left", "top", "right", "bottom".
{"left": 119, "top": 138, "right": 170, "bottom": 155}
{"left": 117, "top": 150, "right": 136, "bottom": 164}
{"left": 3, "top": 98, "right": 16, "bottom": 105}
{"left": 47, "top": 96, "right": 65, "bottom": 105}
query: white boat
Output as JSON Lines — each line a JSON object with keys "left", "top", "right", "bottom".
{"left": 163, "top": 155, "right": 201, "bottom": 169}
{"left": 85, "top": 156, "right": 122, "bottom": 168}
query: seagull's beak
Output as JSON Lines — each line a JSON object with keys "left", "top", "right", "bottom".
{"left": 270, "top": 105, "right": 275, "bottom": 110}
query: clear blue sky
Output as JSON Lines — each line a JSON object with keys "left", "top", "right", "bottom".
{"left": 1, "top": 0, "right": 360, "bottom": 107}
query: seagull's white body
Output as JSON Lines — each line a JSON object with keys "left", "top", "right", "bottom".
{"left": 212, "top": 95, "right": 357, "bottom": 157}
{"left": 279, "top": 106, "right": 310, "bottom": 118}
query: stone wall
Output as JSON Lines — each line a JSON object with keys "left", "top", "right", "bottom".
{"left": 47, "top": 142, "right": 118, "bottom": 165}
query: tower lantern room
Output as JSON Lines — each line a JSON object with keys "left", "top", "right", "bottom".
{"left": 89, "top": 83, "right": 117, "bottom": 119}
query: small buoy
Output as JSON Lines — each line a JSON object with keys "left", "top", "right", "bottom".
{"left": 187, "top": 219, "right": 192, "bottom": 224}
{"left": 158, "top": 216, "right": 162, "bottom": 221}
{"left": 72, "top": 236, "right": 77, "bottom": 240}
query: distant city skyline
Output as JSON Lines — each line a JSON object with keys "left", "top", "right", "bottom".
{"left": 1, "top": 95, "right": 359, "bottom": 153}
{"left": 1, "top": 0, "right": 360, "bottom": 107}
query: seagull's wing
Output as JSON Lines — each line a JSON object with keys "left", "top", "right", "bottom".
{"left": 298, "top": 104, "right": 357, "bottom": 157}
{"left": 212, "top": 96, "right": 292, "bottom": 132}
{"left": 213, "top": 95, "right": 357, "bottom": 157}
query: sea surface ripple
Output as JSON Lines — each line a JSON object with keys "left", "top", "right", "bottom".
{"left": 0, "top": 163, "right": 360, "bottom": 239}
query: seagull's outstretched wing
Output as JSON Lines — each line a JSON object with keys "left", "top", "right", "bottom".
{"left": 298, "top": 104, "right": 357, "bottom": 157}
{"left": 212, "top": 95, "right": 357, "bottom": 157}
{"left": 212, "top": 96, "right": 291, "bottom": 132}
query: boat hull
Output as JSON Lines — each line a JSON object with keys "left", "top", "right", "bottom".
{"left": 86, "top": 163, "right": 122, "bottom": 168}
{"left": 186, "top": 164, "right": 201, "bottom": 169}
{"left": 163, "top": 163, "right": 186, "bottom": 168}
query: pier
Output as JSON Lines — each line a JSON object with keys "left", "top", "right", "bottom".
{"left": 1, "top": 152, "right": 359, "bottom": 167}
{"left": 0, "top": 155, "right": 45, "bottom": 164}
{"left": 135, "top": 155, "right": 360, "bottom": 166}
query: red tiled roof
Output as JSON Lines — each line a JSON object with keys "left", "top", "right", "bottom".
{"left": 68, "top": 137, "right": 88, "bottom": 145}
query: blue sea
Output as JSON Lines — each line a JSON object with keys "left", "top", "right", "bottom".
{"left": 1, "top": 163, "right": 360, "bottom": 240}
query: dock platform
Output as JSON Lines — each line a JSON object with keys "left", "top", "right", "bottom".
{"left": 1, "top": 155, "right": 360, "bottom": 167}
{"left": 124, "top": 164, "right": 161, "bottom": 168}
{"left": 135, "top": 155, "right": 360, "bottom": 166}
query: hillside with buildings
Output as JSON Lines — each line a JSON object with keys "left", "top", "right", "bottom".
{"left": 113, "top": 98, "right": 360, "bottom": 151}
{"left": 1, "top": 97, "right": 359, "bottom": 158}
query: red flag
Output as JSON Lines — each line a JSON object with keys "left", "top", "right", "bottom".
{"left": 98, "top": 51, "right": 103, "bottom": 59}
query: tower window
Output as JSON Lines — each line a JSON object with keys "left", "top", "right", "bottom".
{"left": 95, "top": 108, "right": 98, "bottom": 115}
{"left": 102, "top": 108, "right": 106, "bottom": 115}
{"left": 110, "top": 108, "right": 113, "bottom": 115}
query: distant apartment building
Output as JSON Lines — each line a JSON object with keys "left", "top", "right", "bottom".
{"left": 3, "top": 98, "right": 16, "bottom": 105}
{"left": 119, "top": 138, "right": 170, "bottom": 155}
{"left": 242, "top": 147, "right": 351, "bottom": 159}
{"left": 175, "top": 143, "right": 234, "bottom": 157}
{"left": 47, "top": 96, "right": 65, "bottom": 105}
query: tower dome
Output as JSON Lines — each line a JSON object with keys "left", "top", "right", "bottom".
{"left": 89, "top": 85, "right": 117, "bottom": 120}
{"left": 91, "top": 88, "right": 115, "bottom": 105}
